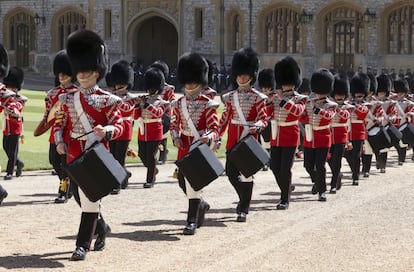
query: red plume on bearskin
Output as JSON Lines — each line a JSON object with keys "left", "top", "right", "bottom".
{"left": 3, "top": 66, "right": 24, "bottom": 90}
{"left": 311, "top": 68, "right": 334, "bottom": 95}
{"left": 274, "top": 56, "right": 301, "bottom": 88}
{"left": 110, "top": 60, "right": 134, "bottom": 89}
{"left": 177, "top": 52, "right": 208, "bottom": 85}
{"left": 66, "top": 29, "right": 108, "bottom": 82}
{"left": 231, "top": 47, "right": 259, "bottom": 85}
{"left": 143, "top": 67, "right": 165, "bottom": 93}
{"left": 350, "top": 72, "right": 370, "bottom": 97}
{"left": 258, "top": 68, "right": 275, "bottom": 89}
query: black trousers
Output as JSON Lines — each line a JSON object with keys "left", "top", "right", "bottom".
{"left": 396, "top": 145, "right": 407, "bottom": 163}
{"left": 270, "top": 146, "right": 296, "bottom": 203}
{"left": 138, "top": 140, "right": 160, "bottom": 183}
{"left": 376, "top": 151, "right": 387, "bottom": 169}
{"left": 362, "top": 154, "right": 372, "bottom": 173}
{"left": 303, "top": 147, "right": 329, "bottom": 194}
{"left": 344, "top": 140, "right": 363, "bottom": 180}
{"left": 225, "top": 154, "right": 253, "bottom": 214}
{"left": 328, "top": 143, "right": 345, "bottom": 189}
{"left": 3, "top": 134, "right": 21, "bottom": 175}
{"left": 109, "top": 140, "right": 130, "bottom": 167}
{"left": 49, "top": 143, "right": 68, "bottom": 180}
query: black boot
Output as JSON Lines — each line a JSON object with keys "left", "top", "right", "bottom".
{"left": 197, "top": 200, "right": 210, "bottom": 228}
{"left": 0, "top": 185, "right": 8, "bottom": 205}
{"left": 71, "top": 212, "right": 98, "bottom": 261}
{"left": 236, "top": 182, "right": 253, "bottom": 222}
{"left": 183, "top": 199, "right": 200, "bottom": 235}
{"left": 94, "top": 216, "right": 111, "bottom": 251}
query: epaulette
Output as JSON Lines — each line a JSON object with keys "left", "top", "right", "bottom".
{"left": 251, "top": 88, "right": 268, "bottom": 100}
{"left": 221, "top": 91, "right": 233, "bottom": 103}
{"left": 171, "top": 98, "right": 180, "bottom": 108}
{"left": 159, "top": 98, "right": 170, "bottom": 106}
{"left": 206, "top": 99, "right": 220, "bottom": 109}
{"left": 58, "top": 93, "right": 69, "bottom": 104}
{"left": 17, "top": 94, "right": 28, "bottom": 102}
{"left": 106, "top": 93, "right": 122, "bottom": 106}
{"left": 296, "top": 94, "right": 308, "bottom": 102}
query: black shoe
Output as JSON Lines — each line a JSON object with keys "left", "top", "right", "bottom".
{"left": 311, "top": 184, "right": 317, "bottom": 195}
{"left": 236, "top": 212, "right": 247, "bottom": 222}
{"left": 70, "top": 247, "right": 86, "bottom": 261}
{"left": 318, "top": 193, "right": 327, "bottom": 202}
{"left": 16, "top": 161, "right": 24, "bottom": 177}
{"left": 183, "top": 223, "right": 197, "bottom": 235}
{"left": 262, "top": 165, "right": 268, "bottom": 171}
{"left": 110, "top": 187, "right": 121, "bottom": 194}
{"left": 197, "top": 201, "right": 210, "bottom": 228}
{"left": 380, "top": 168, "right": 386, "bottom": 173}
{"left": 330, "top": 188, "right": 337, "bottom": 194}
{"left": 398, "top": 161, "right": 403, "bottom": 166}
{"left": 290, "top": 184, "right": 296, "bottom": 192}
{"left": 54, "top": 194, "right": 67, "bottom": 204}
{"left": 121, "top": 178, "right": 129, "bottom": 189}
{"left": 336, "top": 173, "right": 343, "bottom": 190}
{"left": 352, "top": 180, "right": 359, "bottom": 186}
{"left": 276, "top": 202, "right": 289, "bottom": 210}
{"left": 94, "top": 225, "right": 111, "bottom": 251}
{"left": 363, "top": 172, "right": 369, "bottom": 178}
{"left": 143, "top": 182, "right": 154, "bottom": 188}
{"left": 4, "top": 175, "right": 12, "bottom": 180}
{"left": 0, "top": 189, "right": 8, "bottom": 205}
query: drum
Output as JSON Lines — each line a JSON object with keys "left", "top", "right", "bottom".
{"left": 385, "top": 124, "right": 402, "bottom": 147}
{"left": 175, "top": 143, "right": 224, "bottom": 191}
{"left": 65, "top": 141, "right": 127, "bottom": 202}
{"left": 227, "top": 135, "right": 270, "bottom": 178}
{"left": 399, "top": 122, "right": 414, "bottom": 145}
{"left": 367, "top": 126, "right": 391, "bottom": 153}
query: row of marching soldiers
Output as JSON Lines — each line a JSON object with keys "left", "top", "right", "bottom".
{"left": 3, "top": 29, "right": 413, "bottom": 262}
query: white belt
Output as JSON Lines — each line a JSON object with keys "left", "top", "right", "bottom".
{"left": 331, "top": 123, "right": 348, "bottom": 128}
{"left": 182, "top": 130, "right": 204, "bottom": 137}
{"left": 231, "top": 119, "right": 253, "bottom": 126}
{"left": 122, "top": 117, "right": 132, "bottom": 121}
{"left": 278, "top": 120, "right": 298, "bottom": 127}
{"left": 313, "top": 125, "right": 330, "bottom": 131}
{"left": 143, "top": 118, "right": 161, "bottom": 123}
{"left": 351, "top": 120, "right": 364, "bottom": 124}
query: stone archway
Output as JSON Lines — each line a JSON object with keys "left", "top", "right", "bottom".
{"left": 133, "top": 16, "right": 178, "bottom": 70}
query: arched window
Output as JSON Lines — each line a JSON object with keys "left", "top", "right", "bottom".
{"left": 388, "top": 5, "right": 414, "bottom": 54}
{"left": 264, "top": 8, "right": 301, "bottom": 53}
{"left": 8, "top": 12, "right": 36, "bottom": 67}
{"left": 230, "top": 14, "right": 242, "bottom": 51}
{"left": 57, "top": 11, "right": 86, "bottom": 50}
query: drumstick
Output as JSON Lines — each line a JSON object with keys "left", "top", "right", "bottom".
{"left": 74, "top": 130, "right": 95, "bottom": 140}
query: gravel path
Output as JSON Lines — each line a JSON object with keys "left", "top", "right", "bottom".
{"left": 0, "top": 151, "right": 413, "bottom": 272}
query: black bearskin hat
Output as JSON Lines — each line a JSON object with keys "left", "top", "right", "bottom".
{"left": 66, "top": 29, "right": 108, "bottom": 82}
{"left": 350, "top": 72, "right": 370, "bottom": 97}
{"left": 150, "top": 60, "right": 169, "bottom": 79}
{"left": 258, "top": 68, "right": 275, "bottom": 89}
{"left": 274, "top": 56, "right": 301, "bottom": 87}
{"left": 110, "top": 60, "right": 134, "bottom": 89}
{"left": 177, "top": 52, "right": 208, "bottom": 85}
{"left": 231, "top": 47, "right": 260, "bottom": 85}
{"left": 331, "top": 74, "right": 350, "bottom": 97}
{"left": 393, "top": 78, "right": 410, "bottom": 94}
{"left": 368, "top": 73, "right": 377, "bottom": 94}
{"left": 310, "top": 68, "right": 334, "bottom": 94}
{"left": 376, "top": 74, "right": 391, "bottom": 96}
{"left": 53, "top": 50, "right": 72, "bottom": 78}
{"left": 0, "top": 44, "right": 9, "bottom": 79}
{"left": 144, "top": 67, "right": 165, "bottom": 93}
{"left": 297, "top": 78, "right": 310, "bottom": 94}
{"left": 3, "top": 66, "right": 24, "bottom": 90}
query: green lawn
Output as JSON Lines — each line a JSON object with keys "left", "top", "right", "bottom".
{"left": 5, "top": 89, "right": 227, "bottom": 171}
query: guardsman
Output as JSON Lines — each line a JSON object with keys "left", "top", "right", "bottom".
{"left": 2, "top": 66, "right": 25, "bottom": 180}
{"left": 344, "top": 73, "right": 370, "bottom": 186}
{"left": 134, "top": 68, "right": 168, "bottom": 188}
{"left": 170, "top": 52, "right": 219, "bottom": 234}
{"left": 54, "top": 30, "right": 123, "bottom": 261}
{"left": 300, "top": 68, "right": 336, "bottom": 201}
{"left": 328, "top": 74, "right": 352, "bottom": 193}
{"left": 109, "top": 60, "right": 136, "bottom": 190}
{"left": 215, "top": 48, "right": 267, "bottom": 222}
{"left": 268, "top": 57, "right": 306, "bottom": 209}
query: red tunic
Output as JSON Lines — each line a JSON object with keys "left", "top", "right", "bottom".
{"left": 134, "top": 95, "right": 167, "bottom": 142}
{"left": 218, "top": 88, "right": 268, "bottom": 151}
{"left": 170, "top": 93, "right": 219, "bottom": 160}
{"left": 393, "top": 97, "right": 414, "bottom": 127}
{"left": 0, "top": 85, "right": 24, "bottom": 136}
{"left": 330, "top": 104, "right": 352, "bottom": 144}
{"left": 300, "top": 97, "right": 337, "bottom": 148}
{"left": 53, "top": 85, "right": 124, "bottom": 164}
{"left": 267, "top": 91, "right": 307, "bottom": 147}
{"left": 45, "top": 84, "right": 78, "bottom": 144}
{"left": 116, "top": 92, "right": 135, "bottom": 141}
{"left": 348, "top": 102, "right": 369, "bottom": 141}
